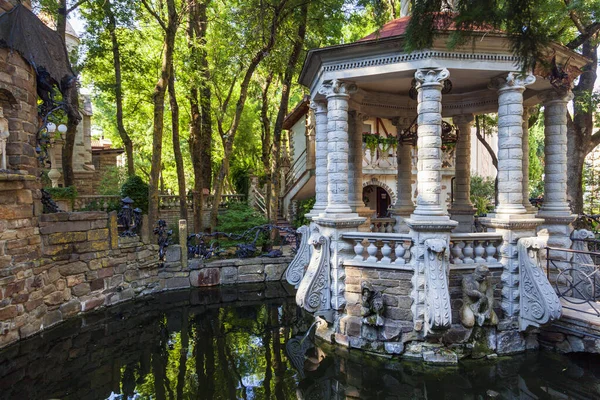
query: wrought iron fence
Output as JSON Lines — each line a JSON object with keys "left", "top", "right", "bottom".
{"left": 546, "top": 246, "right": 600, "bottom": 317}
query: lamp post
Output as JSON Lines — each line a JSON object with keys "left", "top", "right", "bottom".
{"left": 47, "top": 123, "right": 67, "bottom": 187}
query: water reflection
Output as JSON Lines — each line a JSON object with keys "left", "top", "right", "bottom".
{"left": 0, "top": 283, "right": 599, "bottom": 400}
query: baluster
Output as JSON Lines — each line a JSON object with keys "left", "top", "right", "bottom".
{"left": 451, "top": 241, "right": 464, "bottom": 264}
{"left": 463, "top": 241, "right": 474, "bottom": 264}
{"left": 385, "top": 222, "right": 393, "bottom": 233}
{"left": 366, "top": 239, "right": 378, "bottom": 262}
{"left": 394, "top": 241, "right": 406, "bottom": 265}
{"left": 370, "top": 223, "right": 375, "bottom": 232}
{"left": 474, "top": 240, "right": 486, "bottom": 263}
{"left": 485, "top": 240, "right": 497, "bottom": 262}
{"left": 380, "top": 240, "right": 392, "bottom": 264}
{"left": 353, "top": 239, "right": 365, "bottom": 261}
{"left": 378, "top": 222, "right": 385, "bottom": 233}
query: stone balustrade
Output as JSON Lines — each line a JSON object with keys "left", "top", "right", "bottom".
{"left": 343, "top": 232, "right": 413, "bottom": 268}
{"left": 370, "top": 218, "right": 396, "bottom": 233}
{"left": 362, "top": 142, "right": 397, "bottom": 172}
{"left": 449, "top": 233, "right": 503, "bottom": 267}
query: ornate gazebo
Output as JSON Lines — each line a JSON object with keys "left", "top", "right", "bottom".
{"left": 286, "top": 16, "right": 589, "bottom": 361}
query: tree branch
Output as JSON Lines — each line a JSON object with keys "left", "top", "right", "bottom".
{"left": 563, "top": 0, "right": 587, "bottom": 34}
{"left": 141, "top": 0, "right": 168, "bottom": 31}
{"left": 566, "top": 23, "right": 600, "bottom": 49}
{"left": 588, "top": 129, "right": 600, "bottom": 153}
{"left": 67, "top": 0, "right": 89, "bottom": 13}
{"left": 475, "top": 116, "right": 498, "bottom": 169}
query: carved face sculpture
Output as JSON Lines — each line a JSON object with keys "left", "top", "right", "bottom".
{"left": 474, "top": 265, "right": 490, "bottom": 282}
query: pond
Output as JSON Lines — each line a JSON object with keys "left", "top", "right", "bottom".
{"left": 0, "top": 283, "right": 599, "bottom": 400}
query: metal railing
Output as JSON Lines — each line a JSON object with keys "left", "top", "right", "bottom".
{"left": 285, "top": 149, "right": 307, "bottom": 188}
{"left": 547, "top": 245, "right": 600, "bottom": 317}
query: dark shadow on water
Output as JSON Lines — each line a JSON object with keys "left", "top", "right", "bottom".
{"left": 0, "top": 283, "right": 599, "bottom": 400}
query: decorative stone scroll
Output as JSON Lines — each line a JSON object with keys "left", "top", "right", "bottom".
{"left": 296, "top": 235, "right": 331, "bottom": 313}
{"left": 423, "top": 238, "right": 452, "bottom": 335}
{"left": 285, "top": 225, "right": 311, "bottom": 288}
{"left": 518, "top": 237, "right": 562, "bottom": 331}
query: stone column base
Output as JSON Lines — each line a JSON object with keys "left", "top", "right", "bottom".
{"left": 449, "top": 205, "right": 476, "bottom": 233}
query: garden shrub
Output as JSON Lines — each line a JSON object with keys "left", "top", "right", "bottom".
{"left": 470, "top": 175, "right": 495, "bottom": 216}
{"left": 120, "top": 175, "right": 149, "bottom": 213}
{"left": 293, "top": 197, "right": 315, "bottom": 228}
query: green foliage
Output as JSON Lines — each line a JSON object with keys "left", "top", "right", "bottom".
{"left": 44, "top": 186, "right": 78, "bottom": 200}
{"left": 98, "top": 166, "right": 127, "bottom": 196}
{"left": 528, "top": 111, "right": 545, "bottom": 199}
{"left": 470, "top": 175, "right": 495, "bottom": 216}
{"left": 293, "top": 197, "right": 315, "bottom": 228}
{"left": 216, "top": 202, "right": 269, "bottom": 234}
{"left": 120, "top": 175, "right": 149, "bottom": 213}
{"left": 404, "top": 0, "right": 571, "bottom": 71}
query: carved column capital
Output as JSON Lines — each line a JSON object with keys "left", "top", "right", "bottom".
{"left": 309, "top": 99, "right": 327, "bottom": 114}
{"left": 348, "top": 109, "right": 368, "bottom": 121}
{"left": 452, "top": 113, "right": 474, "bottom": 126}
{"left": 539, "top": 89, "right": 574, "bottom": 105}
{"left": 489, "top": 72, "right": 535, "bottom": 91}
{"left": 414, "top": 68, "right": 450, "bottom": 88}
{"left": 391, "top": 116, "right": 414, "bottom": 130}
{"left": 318, "top": 79, "right": 357, "bottom": 98}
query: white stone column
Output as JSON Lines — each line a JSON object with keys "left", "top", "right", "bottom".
{"left": 389, "top": 116, "right": 414, "bottom": 232}
{"left": 538, "top": 91, "right": 574, "bottom": 218}
{"left": 450, "top": 113, "right": 476, "bottom": 232}
{"left": 306, "top": 100, "right": 328, "bottom": 219}
{"left": 522, "top": 107, "right": 537, "bottom": 213}
{"left": 319, "top": 80, "right": 357, "bottom": 217}
{"left": 348, "top": 110, "right": 367, "bottom": 212}
{"left": 537, "top": 90, "right": 576, "bottom": 252}
{"left": 482, "top": 72, "right": 542, "bottom": 325}
{"left": 412, "top": 68, "right": 450, "bottom": 219}
{"left": 490, "top": 72, "right": 535, "bottom": 217}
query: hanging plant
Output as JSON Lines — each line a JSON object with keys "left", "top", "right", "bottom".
{"left": 363, "top": 133, "right": 379, "bottom": 154}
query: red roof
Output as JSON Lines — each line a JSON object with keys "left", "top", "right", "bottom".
{"left": 359, "top": 14, "right": 497, "bottom": 42}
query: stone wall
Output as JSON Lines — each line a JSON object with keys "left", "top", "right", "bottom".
{"left": 336, "top": 264, "right": 505, "bottom": 355}
{"left": 0, "top": 209, "right": 294, "bottom": 348}
{"left": 0, "top": 47, "right": 38, "bottom": 175}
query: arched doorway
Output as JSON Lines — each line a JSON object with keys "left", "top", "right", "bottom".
{"left": 363, "top": 185, "right": 391, "bottom": 217}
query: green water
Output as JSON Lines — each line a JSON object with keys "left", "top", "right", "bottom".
{"left": 0, "top": 284, "right": 599, "bottom": 400}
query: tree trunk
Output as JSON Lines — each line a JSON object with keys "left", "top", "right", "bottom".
{"left": 105, "top": 0, "right": 135, "bottom": 176}
{"left": 209, "top": 0, "right": 286, "bottom": 230}
{"left": 261, "top": 73, "right": 273, "bottom": 221}
{"left": 567, "top": 38, "right": 598, "bottom": 214}
{"left": 62, "top": 83, "right": 80, "bottom": 187}
{"left": 269, "top": 2, "right": 308, "bottom": 223}
{"left": 146, "top": 0, "right": 179, "bottom": 225}
{"left": 188, "top": 0, "right": 212, "bottom": 233}
{"left": 168, "top": 63, "right": 187, "bottom": 220}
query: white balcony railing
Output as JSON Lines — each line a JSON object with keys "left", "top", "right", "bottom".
{"left": 343, "top": 232, "right": 413, "bottom": 269}
{"left": 449, "top": 233, "right": 503, "bottom": 268}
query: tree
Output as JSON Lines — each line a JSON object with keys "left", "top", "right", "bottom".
{"left": 187, "top": 0, "right": 212, "bottom": 232}
{"left": 141, "top": 0, "right": 181, "bottom": 225}
{"left": 79, "top": 0, "right": 137, "bottom": 176}
{"left": 209, "top": 0, "right": 291, "bottom": 230}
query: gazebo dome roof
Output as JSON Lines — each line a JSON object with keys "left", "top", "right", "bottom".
{"left": 298, "top": 15, "right": 589, "bottom": 118}
{"left": 358, "top": 14, "right": 497, "bottom": 42}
